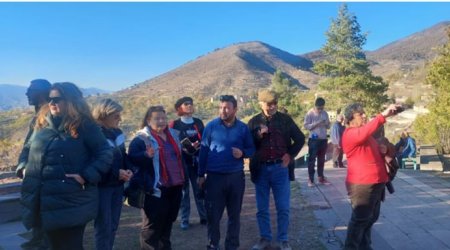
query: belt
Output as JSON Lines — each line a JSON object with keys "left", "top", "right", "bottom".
{"left": 262, "top": 159, "right": 283, "bottom": 165}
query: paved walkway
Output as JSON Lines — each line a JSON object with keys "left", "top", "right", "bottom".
{"left": 296, "top": 167, "right": 450, "bottom": 250}
{"left": 3, "top": 167, "right": 450, "bottom": 250}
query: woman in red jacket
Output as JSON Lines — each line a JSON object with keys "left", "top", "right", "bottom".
{"left": 342, "top": 103, "right": 401, "bottom": 250}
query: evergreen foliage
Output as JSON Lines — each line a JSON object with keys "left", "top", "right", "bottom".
{"left": 413, "top": 28, "right": 450, "bottom": 154}
{"left": 270, "top": 69, "right": 307, "bottom": 125}
{"left": 314, "top": 4, "right": 389, "bottom": 115}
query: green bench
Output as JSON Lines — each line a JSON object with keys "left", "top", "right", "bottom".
{"left": 402, "top": 157, "right": 418, "bottom": 170}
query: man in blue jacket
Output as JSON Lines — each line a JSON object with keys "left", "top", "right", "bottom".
{"left": 395, "top": 131, "right": 416, "bottom": 166}
{"left": 198, "top": 95, "right": 255, "bottom": 250}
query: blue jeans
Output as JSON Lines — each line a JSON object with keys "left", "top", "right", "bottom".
{"left": 254, "top": 163, "right": 290, "bottom": 242}
{"left": 180, "top": 164, "right": 207, "bottom": 223}
{"left": 95, "top": 185, "right": 124, "bottom": 250}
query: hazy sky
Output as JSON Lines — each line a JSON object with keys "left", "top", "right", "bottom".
{"left": 1, "top": 2, "right": 449, "bottom": 91}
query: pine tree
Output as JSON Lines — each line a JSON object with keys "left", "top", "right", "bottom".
{"left": 270, "top": 69, "right": 305, "bottom": 124}
{"left": 314, "top": 4, "right": 388, "bottom": 115}
{"left": 413, "top": 28, "right": 450, "bottom": 153}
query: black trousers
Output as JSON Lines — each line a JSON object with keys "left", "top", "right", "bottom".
{"left": 205, "top": 171, "right": 245, "bottom": 250}
{"left": 344, "top": 183, "right": 385, "bottom": 250}
{"left": 46, "top": 224, "right": 86, "bottom": 250}
{"left": 21, "top": 226, "right": 49, "bottom": 250}
{"left": 140, "top": 185, "right": 183, "bottom": 250}
{"left": 307, "top": 139, "right": 328, "bottom": 181}
{"left": 332, "top": 144, "right": 344, "bottom": 168}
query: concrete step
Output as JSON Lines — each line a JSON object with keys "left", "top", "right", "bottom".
{"left": 0, "top": 192, "right": 21, "bottom": 224}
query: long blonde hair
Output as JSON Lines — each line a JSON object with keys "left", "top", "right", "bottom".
{"left": 35, "top": 82, "right": 94, "bottom": 138}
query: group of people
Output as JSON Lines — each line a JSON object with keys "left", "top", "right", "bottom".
{"left": 16, "top": 79, "right": 408, "bottom": 250}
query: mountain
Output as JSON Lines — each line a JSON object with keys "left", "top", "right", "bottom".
{"left": 367, "top": 21, "right": 449, "bottom": 104}
{"left": 301, "top": 21, "right": 449, "bottom": 104}
{"left": 0, "top": 84, "right": 111, "bottom": 111}
{"left": 0, "top": 84, "right": 28, "bottom": 111}
{"left": 81, "top": 87, "right": 111, "bottom": 97}
{"left": 117, "top": 41, "right": 319, "bottom": 101}
{"left": 367, "top": 21, "right": 450, "bottom": 62}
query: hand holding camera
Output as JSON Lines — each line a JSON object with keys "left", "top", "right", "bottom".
{"left": 381, "top": 104, "right": 404, "bottom": 118}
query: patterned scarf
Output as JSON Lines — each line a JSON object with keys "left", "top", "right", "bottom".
{"left": 150, "top": 128, "right": 184, "bottom": 184}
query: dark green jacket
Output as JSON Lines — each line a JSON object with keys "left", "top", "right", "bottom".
{"left": 21, "top": 114, "right": 113, "bottom": 230}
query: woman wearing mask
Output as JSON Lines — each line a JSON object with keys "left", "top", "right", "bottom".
{"left": 92, "top": 98, "right": 134, "bottom": 250}
{"left": 128, "top": 105, "right": 185, "bottom": 250}
{"left": 21, "top": 82, "right": 112, "bottom": 250}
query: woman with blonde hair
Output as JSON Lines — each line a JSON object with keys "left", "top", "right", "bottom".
{"left": 92, "top": 98, "right": 134, "bottom": 250}
{"left": 21, "top": 82, "right": 112, "bottom": 250}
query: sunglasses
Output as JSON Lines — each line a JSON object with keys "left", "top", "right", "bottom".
{"left": 48, "top": 97, "right": 65, "bottom": 104}
{"left": 182, "top": 101, "right": 193, "bottom": 106}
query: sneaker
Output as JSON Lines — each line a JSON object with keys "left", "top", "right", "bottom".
{"left": 307, "top": 180, "right": 315, "bottom": 187}
{"left": 252, "top": 238, "right": 271, "bottom": 250}
{"left": 180, "top": 220, "right": 189, "bottom": 230}
{"left": 200, "top": 218, "right": 207, "bottom": 225}
{"left": 279, "top": 241, "right": 292, "bottom": 250}
{"left": 318, "top": 177, "right": 331, "bottom": 185}
{"left": 206, "top": 244, "right": 220, "bottom": 250}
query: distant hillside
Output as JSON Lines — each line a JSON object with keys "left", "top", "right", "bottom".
{"left": 367, "top": 21, "right": 450, "bottom": 62}
{"left": 302, "top": 21, "right": 450, "bottom": 105}
{"left": 367, "top": 21, "right": 449, "bottom": 104}
{"left": 0, "top": 84, "right": 111, "bottom": 111}
{"left": 117, "top": 41, "right": 319, "bottom": 101}
{"left": 0, "top": 85, "right": 28, "bottom": 111}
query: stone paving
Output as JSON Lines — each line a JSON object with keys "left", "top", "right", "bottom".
{"left": 3, "top": 166, "right": 450, "bottom": 249}
{"left": 296, "top": 167, "right": 450, "bottom": 250}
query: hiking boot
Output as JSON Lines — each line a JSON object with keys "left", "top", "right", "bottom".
{"left": 252, "top": 238, "right": 271, "bottom": 250}
{"left": 180, "top": 220, "right": 189, "bottom": 230}
{"left": 307, "top": 180, "right": 315, "bottom": 187}
{"left": 318, "top": 176, "right": 331, "bottom": 185}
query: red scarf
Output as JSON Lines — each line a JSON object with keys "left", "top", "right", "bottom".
{"left": 193, "top": 124, "right": 202, "bottom": 141}
{"left": 150, "top": 128, "right": 184, "bottom": 184}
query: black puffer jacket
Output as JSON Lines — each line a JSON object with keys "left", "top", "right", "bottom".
{"left": 99, "top": 127, "right": 134, "bottom": 187}
{"left": 21, "top": 115, "right": 113, "bottom": 230}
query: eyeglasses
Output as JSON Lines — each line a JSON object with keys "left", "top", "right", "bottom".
{"left": 48, "top": 97, "right": 65, "bottom": 104}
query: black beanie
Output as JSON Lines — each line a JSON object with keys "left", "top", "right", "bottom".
{"left": 174, "top": 96, "right": 193, "bottom": 110}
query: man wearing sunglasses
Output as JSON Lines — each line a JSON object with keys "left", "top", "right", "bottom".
{"left": 198, "top": 95, "right": 255, "bottom": 250}
{"left": 247, "top": 89, "right": 305, "bottom": 250}
{"left": 16, "top": 79, "right": 51, "bottom": 250}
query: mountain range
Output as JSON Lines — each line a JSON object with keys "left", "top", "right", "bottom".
{"left": 2, "top": 21, "right": 448, "bottom": 112}
{"left": 0, "top": 85, "right": 111, "bottom": 111}
{"left": 115, "top": 21, "right": 449, "bottom": 106}
{"left": 0, "top": 21, "right": 448, "bottom": 171}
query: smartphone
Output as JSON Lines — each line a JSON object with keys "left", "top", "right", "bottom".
{"left": 393, "top": 105, "right": 405, "bottom": 114}
{"left": 181, "top": 138, "right": 198, "bottom": 155}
